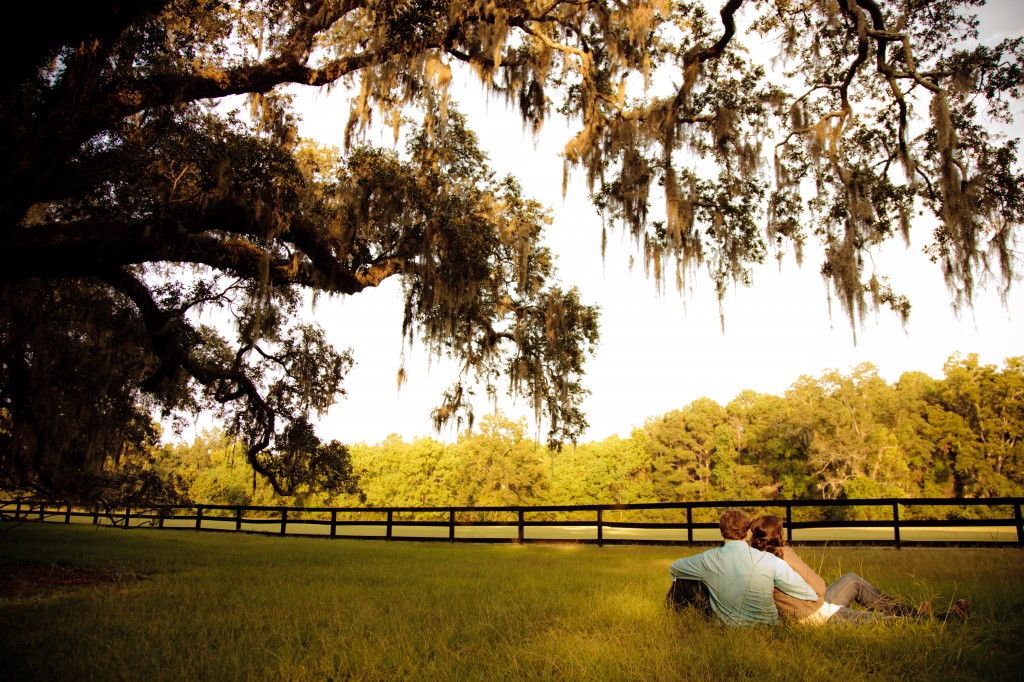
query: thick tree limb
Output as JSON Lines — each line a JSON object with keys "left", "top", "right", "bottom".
{"left": 1, "top": 210, "right": 408, "bottom": 294}
{"left": 96, "top": 265, "right": 295, "bottom": 494}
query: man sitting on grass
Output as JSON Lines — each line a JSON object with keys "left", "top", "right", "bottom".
{"left": 667, "top": 508, "right": 818, "bottom": 626}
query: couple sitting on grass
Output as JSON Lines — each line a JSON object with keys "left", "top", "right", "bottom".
{"left": 667, "top": 508, "right": 969, "bottom": 627}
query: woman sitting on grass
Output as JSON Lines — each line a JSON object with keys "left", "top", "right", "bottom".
{"left": 748, "top": 515, "right": 969, "bottom": 625}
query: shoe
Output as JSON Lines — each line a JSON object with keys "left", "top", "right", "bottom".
{"left": 943, "top": 599, "right": 969, "bottom": 622}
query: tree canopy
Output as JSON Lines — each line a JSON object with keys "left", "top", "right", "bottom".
{"left": 1, "top": 0, "right": 1021, "bottom": 500}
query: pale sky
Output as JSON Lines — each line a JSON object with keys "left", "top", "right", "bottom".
{"left": 184, "top": 1, "right": 1024, "bottom": 447}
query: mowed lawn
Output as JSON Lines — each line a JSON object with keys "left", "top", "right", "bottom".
{"left": 1, "top": 523, "right": 1022, "bottom": 681}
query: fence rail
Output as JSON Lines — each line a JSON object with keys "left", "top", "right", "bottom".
{"left": 2, "top": 497, "right": 1022, "bottom": 547}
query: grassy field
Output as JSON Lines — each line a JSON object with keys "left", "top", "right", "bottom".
{"left": 1, "top": 522, "right": 1022, "bottom": 681}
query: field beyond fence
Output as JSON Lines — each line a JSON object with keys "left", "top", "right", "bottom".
{"left": 3, "top": 496, "right": 1022, "bottom": 547}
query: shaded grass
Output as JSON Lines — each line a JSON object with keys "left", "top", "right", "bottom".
{"left": 1, "top": 522, "right": 1022, "bottom": 681}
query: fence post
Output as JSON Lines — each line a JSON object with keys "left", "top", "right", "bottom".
{"left": 517, "top": 509, "right": 525, "bottom": 544}
{"left": 785, "top": 504, "right": 793, "bottom": 544}
{"left": 330, "top": 510, "right": 337, "bottom": 539}
{"left": 93, "top": 504, "right": 99, "bottom": 525}
{"left": 65, "top": 503, "right": 72, "bottom": 524}
{"left": 448, "top": 509, "right": 455, "bottom": 542}
{"left": 280, "top": 508, "right": 288, "bottom": 535}
{"left": 686, "top": 505, "right": 693, "bottom": 544}
{"left": 123, "top": 505, "right": 131, "bottom": 528}
{"left": 39, "top": 503, "right": 45, "bottom": 522}
{"left": 14, "top": 501, "right": 21, "bottom": 520}
{"left": 235, "top": 506, "right": 242, "bottom": 532}
{"left": 892, "top": 502, "right": 901, "bottom": 549}
{"left": 195, "top": 505, "right": 203, "bottom": 530}
{"left": 1014, "top": 502, "right": 1023, "bottom": 547}
{"left": 597, "top": 509, "right": 604, "bottom": 547}
{"left": 386, "top": 510, "right": 393, "bottom": 540}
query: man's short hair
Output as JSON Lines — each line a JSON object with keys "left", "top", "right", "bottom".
{"left": 719, "top": 508, "right": 751, "bottom": 540}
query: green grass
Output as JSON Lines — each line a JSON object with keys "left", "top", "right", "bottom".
{"left": 1, "top": 523, "right": 1022, "bottom": 681}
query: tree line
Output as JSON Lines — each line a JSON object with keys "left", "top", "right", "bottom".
{"left": 153, "top": 353, "right": 1022, "bottom": 519}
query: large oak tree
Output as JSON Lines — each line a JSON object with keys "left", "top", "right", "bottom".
{"left": 1, "top": 0, "right": 1020, "bottom": 500}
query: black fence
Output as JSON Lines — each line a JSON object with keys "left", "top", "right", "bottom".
{"left": 2, "top": 497, "right": 1022, "bottom": 547}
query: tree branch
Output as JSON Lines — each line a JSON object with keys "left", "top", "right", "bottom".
{"left": 95, "top": 265, "right": 292, "bottom": 494}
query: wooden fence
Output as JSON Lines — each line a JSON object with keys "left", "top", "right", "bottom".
{"left": 2, "top": 497, "right": 1022, "bottom": 547}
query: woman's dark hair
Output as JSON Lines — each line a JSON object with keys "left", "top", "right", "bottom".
{"left": 749, "top": 515, "right": 786, "bottom": 558}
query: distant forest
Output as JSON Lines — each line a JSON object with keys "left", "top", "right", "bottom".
{"left": 157, "top": 353, "right": 1022, "bottom": 518}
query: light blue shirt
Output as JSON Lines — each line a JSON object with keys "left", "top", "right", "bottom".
{"left": 669, "top": 540, "right": 817, "bottom": 626}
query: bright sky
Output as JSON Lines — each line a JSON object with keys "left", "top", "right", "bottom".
{"left": 196, "top": 1, "right": 1024, "bottom": 447}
